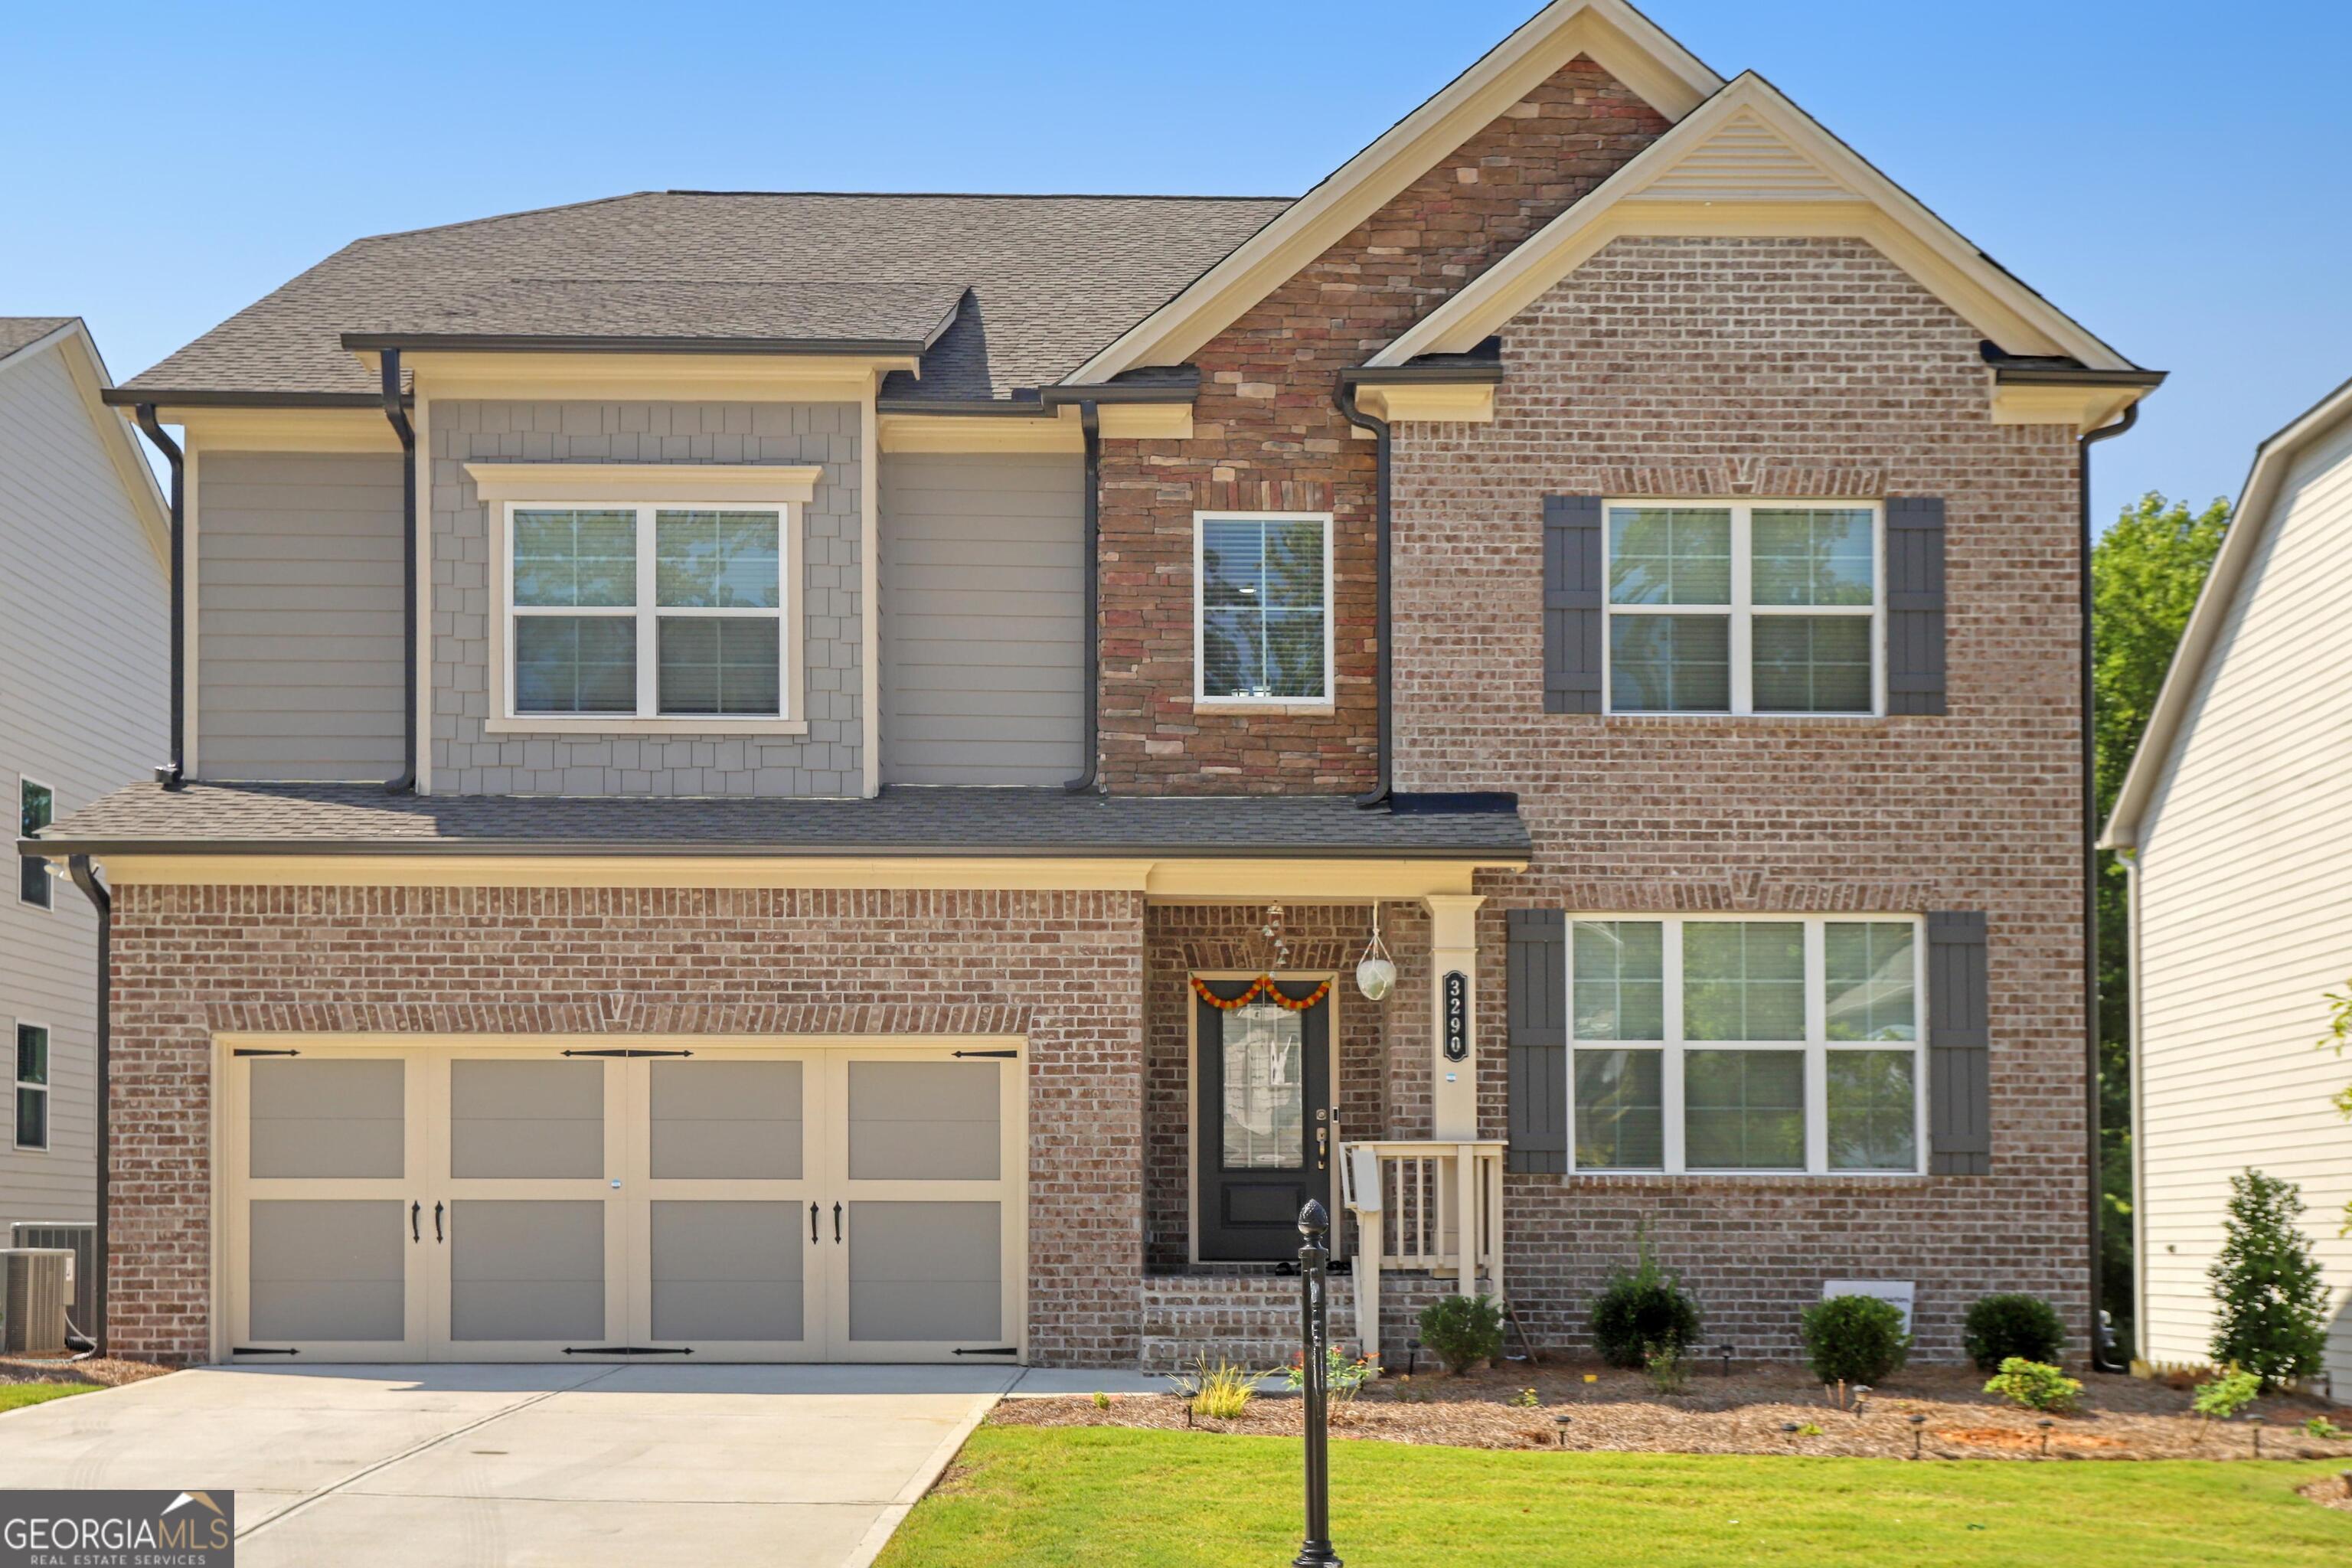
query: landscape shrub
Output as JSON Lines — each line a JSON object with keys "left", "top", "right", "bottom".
{"left": 2190, "top": 1365, "right": 2262, "bottom": 1422}
{"left": 2208, "top": 1169, "right": 2330, "bottom": 1390}
{"left": 1179, "top": 1358, "right": 1256, "bottom": 1420}
{"left": 1417, "top": 1295, "right": 1505, "bottom": 1375}
{"left": 1589, "top": 1228, "right": 1704, "bottom": 1370}
{"left": 1983, "top": 1357, "right": 2082, "bottom": 1413}
{"left": 1800, "top": 1295, "right": 1911, "bottom": 1386}
{"left": 1962, "top": 1293, "right": 2067, "bottom": 1372}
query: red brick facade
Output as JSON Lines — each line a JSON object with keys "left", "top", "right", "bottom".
{"left": 1095, "top": 58, "right": 1669, "bottom": 793}
{"left": 106, "top": 885, "right": 1146, "bottom": 1365}
{"left": 1395, "top": 234, "right": 2089, "bottom": 1357}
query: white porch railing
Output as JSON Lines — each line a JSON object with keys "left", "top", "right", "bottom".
{"left": 1338, "top": 1139, "right": 1506, "bottom": 1362}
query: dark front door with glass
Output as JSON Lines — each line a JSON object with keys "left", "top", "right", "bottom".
{"left": 1195, "top": 981, "right": 1331, "bottom": 1262}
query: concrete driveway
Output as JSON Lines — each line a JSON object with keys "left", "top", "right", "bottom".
{"left": 0, "top": 1364, "right": 1017, "bottom": 1566}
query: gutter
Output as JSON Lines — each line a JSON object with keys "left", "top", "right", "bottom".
{"left": 65, "top": 855, "right": 109, "bottom": 1357}
{"left": 19, "top": 835, "right": 1530, "bottom": 864}
{"left": 104, "top": 388, "right": 396, "bottom": 410}
{"left": 2080, "top": 400, "right": 2141, "bottom": 1373}
{"left": 129, "top": 406, "right": 186, "bottom": 789}
{"left": 379, "top": 351, "right": 418, "bottom": 794}
{"left": 1065, "top": 400, "right": 1102, "bottom": 793}
{"left": 339, "top": 332, "right": 936, "bottom": 358}
{"left": 1333, "top": 380, "right": 1393, "bottom": 808}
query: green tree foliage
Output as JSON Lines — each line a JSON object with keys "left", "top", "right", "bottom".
{"left": 2092, "top": 492, "right": 2230, "bottom": 1353}
{"left": 2207, "top": 1170, "right": 2329, "bottom": 1390}
{"left": 2320, "top": 983, "right": 2352, "bottom": 1234}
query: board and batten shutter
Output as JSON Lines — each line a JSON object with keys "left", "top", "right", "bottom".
{"left": 1884, "top": 495, "right": 1949, "bottom": 715}
{"left": 1543, "top": 496, "right": 1604, "bottom": 714}
{"left": 1507, "top": 910, "right": 1569, "bottom": 1173}
{"left": 1926, "top": 910, "right": 1991, "bottom": 1174}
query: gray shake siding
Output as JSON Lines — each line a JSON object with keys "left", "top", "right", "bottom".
{"left": 196, "top": 452, "right": 406, "bottom": 781}
{"left": 880, "top": 452, "right": 1083, "bottom": 786}
{"left": 428, "top": 400, "right": 862, "bottom": 796}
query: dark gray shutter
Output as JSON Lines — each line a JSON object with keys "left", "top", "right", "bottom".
{"left": 1926, "top": 910, "right": 1990, "bottom": 1174}
{"left": 1507, "top": 909, "right": 1568, "bottom": 1173}
{"left": 1885, "top": 495, "right": 1948, "bottom": 715}
{"left": 1544, "top": 495, "right": 1603, "bottom": 714}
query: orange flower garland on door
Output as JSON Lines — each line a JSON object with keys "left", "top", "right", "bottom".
{"left": 1189, "top": 974, "right": 1333, "bottom": 1012}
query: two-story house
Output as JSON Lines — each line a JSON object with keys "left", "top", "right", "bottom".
{"left": 1, "top": 318, "right": 170, "bottom": 1285}
{"left": 21, "top": 2, "right": 2159, "bottom": 1370}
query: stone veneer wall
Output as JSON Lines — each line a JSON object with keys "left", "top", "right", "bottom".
{"left": 104, "top": 884, "right": 1143, "bottom": 1366}
{"left": 429, "top": 400, "right": 863, "bottom": 795}
{"left": 1093, "top": 57, "right": 1668, "bottom": 794}
{"left": 1393, "top": 234, "right": 2089, "bottom": 1361}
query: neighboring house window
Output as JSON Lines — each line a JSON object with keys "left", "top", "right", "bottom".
{"left": 1566, "top": 915, "right": 1924, "bottom": 1174}
{"left": 14, "top": 1024, "right": 47, "bottom": 1152}
{"left": 1604, "top": 502, "right": 1881, "bottom": 715}
{"left": 1194, "top": 512, "right": 1332, "bottom": 703}
{"left": 505, "top": 504, "right": 790, "bottom": 720}
{"left": 18, "top": 779, "right": 52, "bottom": 907}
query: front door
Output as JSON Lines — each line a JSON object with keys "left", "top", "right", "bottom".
{"left": 1195, "top": 980, "right": 1331, "bottom": 1262}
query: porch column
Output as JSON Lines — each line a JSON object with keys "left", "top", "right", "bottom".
{"left": 1422, "top": 893, "right": 1484, "bottom": 1141}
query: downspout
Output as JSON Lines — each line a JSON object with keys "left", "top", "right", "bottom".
{"left": 1334, "top": 382, "right": 1392, "bottom": 807}
{"left": 380, "top": 350, "right": 418, "bottom": 793}
{"left": 2121, "top": 844, "right": 2148, "bottom": 1370}
{"left": 129, "top": 406, "right": 185, "bottom": 790}
{"left": 66, "top": 855, "right": 109, "bottom": 1358}
{"left": 2080, "top": 401, "right": 2140, "bottom": 1372}
{"left": 1063, "top": 400, "right": 1102, "bottom": 793}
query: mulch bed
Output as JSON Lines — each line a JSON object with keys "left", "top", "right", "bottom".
{"left": 994, "top": 1361, "right": 2352, "bottom": 1462}
{"left": 0, "top": 1354, "right": 174, "bottom": 1389}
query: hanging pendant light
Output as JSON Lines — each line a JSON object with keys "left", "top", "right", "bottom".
{"left": 1355, "top": 905, "right": 1396, "bottom": 1002}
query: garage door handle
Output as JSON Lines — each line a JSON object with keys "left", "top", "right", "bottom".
{"left": 410, "top": 1201, "right": 420, "bottom": 1243}
{"left": 809, "top": 1202, "right": 819, "bottom": 1244}
{"left": 833, "top": 1202, "right": 843, "bottom": 1244}
{"left": 434, "top": 1201, "right": 444, "bottom": 1243}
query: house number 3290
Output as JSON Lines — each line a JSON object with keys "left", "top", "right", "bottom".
{"left": 1441, "top": 971, "right": 1469, "bottom": 1061}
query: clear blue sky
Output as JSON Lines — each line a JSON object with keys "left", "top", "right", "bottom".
{"left": 5, "top": 0, "right": 2344, "bottom": 525}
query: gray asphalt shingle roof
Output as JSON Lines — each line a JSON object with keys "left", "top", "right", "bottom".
{"left": 22, "top": 782, "right": 1530, "bottom": 860}
{"left": 121, "top": 192, "right": 1295, "bottom": 403}
{"left": 0, "top": 317, "right": 74, "bottom": 361}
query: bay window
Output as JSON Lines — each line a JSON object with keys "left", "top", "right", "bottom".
{"left": 1604, "top": 501, "right": 1881, "bottom": 715}
{"left": 1567, "top": 914, "right": 1925, "bottom": 1174}
{"left": 503, "top": 502, "right": 792, "bottom": 722}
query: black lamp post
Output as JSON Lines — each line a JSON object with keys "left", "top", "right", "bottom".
{"left": 1294, "top": 1200, "right": 1341, "bottom": 1568}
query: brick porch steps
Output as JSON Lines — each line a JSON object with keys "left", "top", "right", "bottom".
{"left": 1140, "top": 1272, "right": 1361, "bottom": 1374}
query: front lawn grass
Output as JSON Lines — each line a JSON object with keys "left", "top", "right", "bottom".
{"left": 877, "top": 1425, "right": 2349, "bottom": 1567}
{"left": 0, "top": 1382, "right": 100, "bottom": 1415}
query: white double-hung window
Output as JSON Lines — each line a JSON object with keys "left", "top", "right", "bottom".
{"left": 1604, "top": 501, "right": 1882, "bottom": 714}
{"left": 1194, "top": 511, "right": 1332, "bottom": 704}
{"left": 505, "top": 503, "right": 792, "bottom": 720}
{"left": 1567, "top": 915, "right": 1926, "bottom": 1174}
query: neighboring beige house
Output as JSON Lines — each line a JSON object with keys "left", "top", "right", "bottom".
{"left": 2104, "top": 374, "right": 2352, "bottom": 1388}
{"left": 0, "top": 318, "right": 170, "bottom": 1262}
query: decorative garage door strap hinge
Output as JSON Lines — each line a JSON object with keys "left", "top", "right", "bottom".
{"left": 559, "top": 1047, "right": 696, "bottom": 1058}
{"left": 560, "top": 1345, "right": 695, "bottom": 1356}
{"left": 952, "top": 1346, "right": 1018, "bottom": 1356}
{"left": 233, "top": 1346, "right": 299, "bottom": 1356}
{"left": 232, "top": 1047, "right": 302, "bottom": 1057}
{"left": 951, "top": 1049, "right": 1018, "bottom": 1059}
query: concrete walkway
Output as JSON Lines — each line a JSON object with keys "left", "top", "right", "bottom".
{"left": 0, "top": 1364, "right": 1016, "bottom": 1567}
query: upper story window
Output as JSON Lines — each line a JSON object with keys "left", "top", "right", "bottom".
{"left": 1567, "top": 914, "right": 1924, "bottom": 1175}
{"left": 1195, "top": 512, "right": 1332, "bottom": 704}
{"left": 505, "top": 504, "right": 792, "bottom": 721}
{"left": 18, "top": 779, "right": 52, "bottom": 908}
{"left": 1605, "top": 502, "right": 1881, "bottom": 715}
{"left": 14, "top": 1023, "right": 47, "bottom": 1151}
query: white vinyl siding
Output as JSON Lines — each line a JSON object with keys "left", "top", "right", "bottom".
{"left": 2132, "top": 413, "right": 2352, "bottom": 1385}
{"left": 0, "top": 335, "right": 168, "bottom": 1230}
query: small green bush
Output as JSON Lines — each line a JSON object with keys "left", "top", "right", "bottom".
{"left": 1417, "top": 1295, "right": 1505, "bottom": 1375}
{"left": 1984, "top": 1357, "right": 2081, "bottom": 1413}
{"left": 1589, "top": 1228, "right": 1704, "bottom": 1370}
{"left": 1962, "top": 1294, "right": 2067, "bottom": 1372}
{"left": 1644, "top": 1341, "right": 1690, "bottom": 1394}
{"left": 1801, "top": 1295, "right": 1911, "bottom": 1386}
{"left": 1178, "top": 1357, "right": 1257, "bottom": 1420}
{"left": 2190, "top": 1364, "right": 2262, "bottom": 1422}
{"left": 2208, "top": 1169, "right": 2330, "bottom": 1390}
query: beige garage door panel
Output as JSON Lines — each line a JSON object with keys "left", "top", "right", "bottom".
{"left": 248, "top": 1199, "right": 407, "bottom": 1342}
{"left": 248, "top": 1060, "right": 404, "bottom": 1179}
{"left": 651, "top": 1200, "right": 805, "bottom": 1341}
{"left": 450, "top": 1060, "right": 606, "bottom": 1179}
{"left": 449, "top": 1199, "right": 608, "bottom": 1344}
{"left": 650, "top": 1060, "right": 804, "bottom": 1180}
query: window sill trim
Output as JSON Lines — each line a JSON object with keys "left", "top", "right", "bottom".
{"left": 1557, "top": 1170, "right": 1931, "bottom": 1183}
{"left": 1596, "top": 713, "right": 1890, "bottom": 726}
{"left": 485, "top": 716, "right": 810, "bottom": 737}
{"left": 1192, "top": 699, "right": 1336, "bottom": 716}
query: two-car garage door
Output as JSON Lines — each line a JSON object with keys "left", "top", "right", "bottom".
{"left": 223, "top": 1042, "right": 1024, "bottom": 1364}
